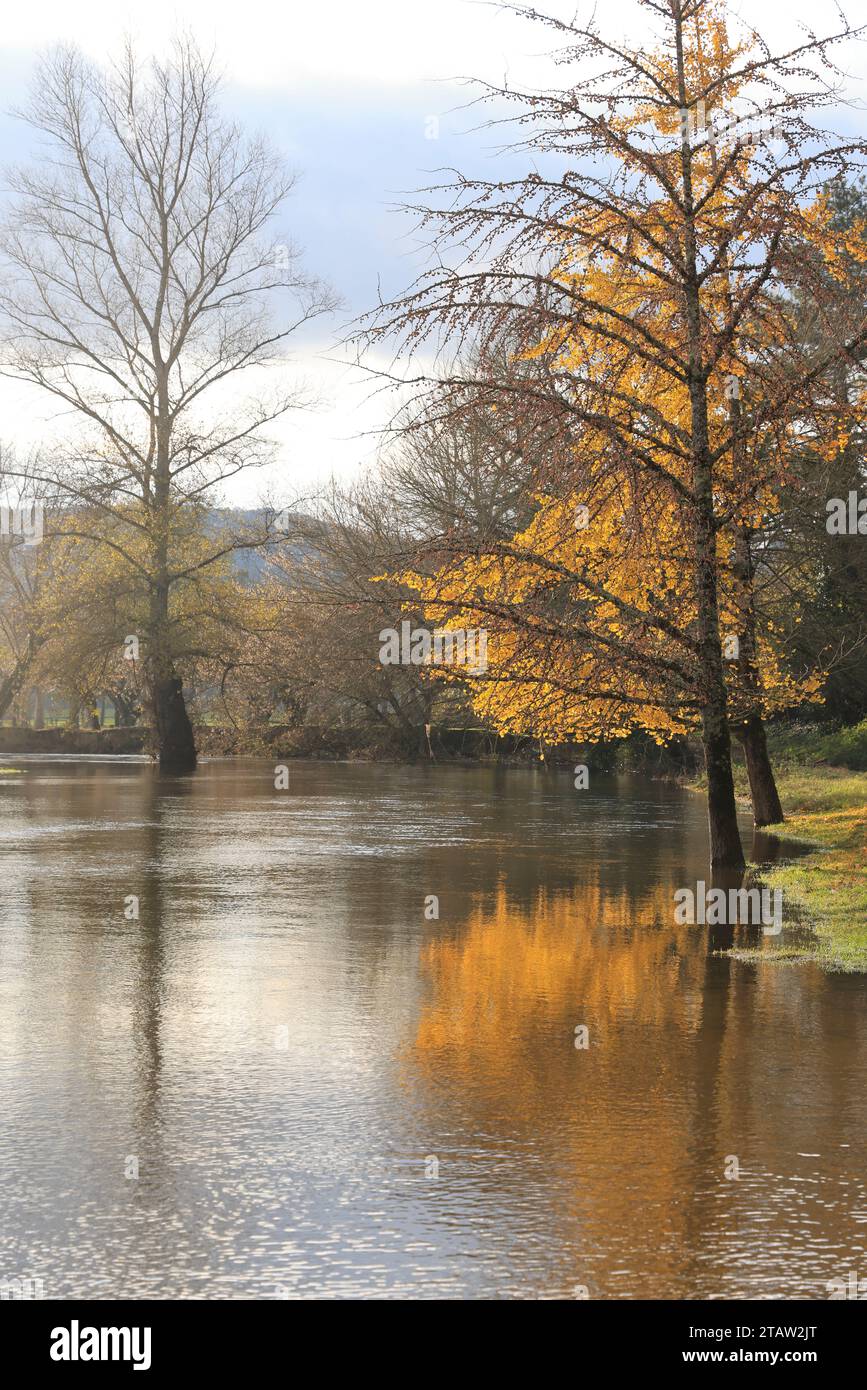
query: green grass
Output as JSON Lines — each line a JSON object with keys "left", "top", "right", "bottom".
{"left": 690, "top": 719, "right": 867, "bottom": 969}
{"left": 741, "top": 765, "right": 867, "bottom": 971}
{"left": 764, "top": 717, "right": 867, "bottom": 771}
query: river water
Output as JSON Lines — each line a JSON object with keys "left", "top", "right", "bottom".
{"left": 0, "top": 758, "right": 865, "bottom": 1300}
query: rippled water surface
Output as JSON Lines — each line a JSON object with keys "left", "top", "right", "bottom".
{"left": 1, "top": 758, "right": 865, "bottom": 1299}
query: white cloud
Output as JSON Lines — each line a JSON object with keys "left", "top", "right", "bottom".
{"left": 0, "top": 0, "right": 572, "bottom": 90}
{"left": 1, "top": 0, "right": 865, "bottom": 498}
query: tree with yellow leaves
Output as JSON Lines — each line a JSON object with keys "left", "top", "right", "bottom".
{"left": 396, "top": 475, "right": 826, "bottom": 810}
{"left": 362, "top": 0, "right": 867, "bottom": 866}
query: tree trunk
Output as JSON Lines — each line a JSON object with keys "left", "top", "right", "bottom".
{"left": 0, "top": 639, "right": 40, "bottom": 722}
{"left": 147, "top": 568, "right": 197, "bottom": 771}
{"left": 737, "top": 714, "right": 784, "bottom": 827}
{"left": 688, "top": 376, "right": 745, "bottom": 868}
{"left": 110, "top": 687, "right": 138, "bottom": 727}
{"left": 148, "top": 577, "right": 196, "bottom": 771}
{"left": 0, "top": 660, "right": 29, "bottom": 722}
{"left": 153, "top": 673, "right": 197, "bottom": 772}
{"left": 702, "top": 713, "right": 746, "bottom": 869}
{"left": 148, "top": 369, "right": 197, "bottom": 773}
{"left": 675, "top": 11, "right": 745, "bottom": 871}
{"left": 726, "top": 517, "right": 784, "bottom": 829}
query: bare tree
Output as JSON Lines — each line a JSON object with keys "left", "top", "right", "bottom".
{"left": 0, "top": 38, "right": 336, "bottom": 769}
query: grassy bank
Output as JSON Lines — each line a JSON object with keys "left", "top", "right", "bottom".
{"left": 748, "top": 769, "right": 867, "bottom": 970}
{"left": 732, "top": 725, "right": 867, "bottom": 970}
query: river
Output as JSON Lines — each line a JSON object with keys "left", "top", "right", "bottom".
{"left": 1, "top": 758, "right": 865, "bottom": 1299}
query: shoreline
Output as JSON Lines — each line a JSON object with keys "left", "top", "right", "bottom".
{"left": 690, "top": 766, "right": 867, "bottom": 973}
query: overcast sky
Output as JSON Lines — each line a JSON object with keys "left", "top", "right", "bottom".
{"left": 0, "top": 0, "right": 864, "bottom": 504}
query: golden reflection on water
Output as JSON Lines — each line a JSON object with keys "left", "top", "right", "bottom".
{"left": 408, "top": 872, "right": 867, "bottom": 1299}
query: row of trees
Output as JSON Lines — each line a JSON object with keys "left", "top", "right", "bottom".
{"left": 1, "top": 3, "right": 865, "bottom": 873}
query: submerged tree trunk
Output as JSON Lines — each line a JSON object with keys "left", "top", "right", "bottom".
{"left": 686, "top": 342, "right": 745, "bottom": 868}
{"left": 147, "top": 384, "right": 197, "bottom": 773}
{"left": 737, "top": 714, "right": 784, "bottom": 827}
{"left": 702, "top": 713, "right": 746, "bottom": 869}
{"left": 674, "top": 12, "right": 745, "bottom": 871}
{"left": 152, "top": 672, "right": 196, "bottom": 772}
{"left": 147, "top": 591, "right": 196, "bottom": 771}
